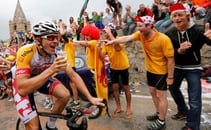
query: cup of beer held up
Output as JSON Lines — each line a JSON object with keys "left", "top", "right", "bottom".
{"left": 55, "top": 47, "right": 67, "bottom": 70}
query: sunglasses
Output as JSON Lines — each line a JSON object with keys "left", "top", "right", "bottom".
{"left": 41, "top": 35, "right": 59, "bottom": 41}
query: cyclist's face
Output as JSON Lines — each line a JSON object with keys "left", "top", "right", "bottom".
{"left": 41, "top": 34, "right": 60, "bottom": 55}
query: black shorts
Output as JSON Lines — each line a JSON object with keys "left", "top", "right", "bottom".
{"left": 147, "top": 71, "right": 168, "bottom": 90}
{"left": 110, "top": 68, "right": 129, "bottom": 85}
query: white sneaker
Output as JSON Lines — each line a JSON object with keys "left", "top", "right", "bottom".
{"left": 44, "top": 102, "right": 54, "bottom": 109}
{"left": 43, "top": 99, "right": 50, "bottom": 107}
{"left": 8, "top": 97, "right": 14, "bottom": 102}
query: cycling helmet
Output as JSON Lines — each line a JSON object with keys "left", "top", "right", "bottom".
{"left": 32, "top": 20, "right": 60, "bottom": 36}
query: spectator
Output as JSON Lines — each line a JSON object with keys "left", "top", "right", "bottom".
{"left": 73, "top": 24, "right": 100, "bottom": 72}
{"left": 122, "top": 5, "right": 137, "bottom": 35}
{"left": 106, "top": 0, "right": 123, "bottom": 28}
{"left": 105, "top": 16, "right": 175, "bottom": 130}
{"left": 99, "top": 24, "right": 132, "bottom": 119}
{"left": 102, "top": 8, "right": 114, "bottom": 26}
{"left": 60, "top": 23, "right": 80, "bottom": 109}
{"left": 91, "top": 11, "right": 105, "bottom": 30}
{"left": 137, "top": 3, "right": 153, "bottom": 17}
{"left": 166, "top": 3, "right": 211, "bottom": 130}
{"left": 77, "top": 11, "right": 90, "bottom": 40}
{"left": 0, "top": 56, "right": 11, "bottom": 71}
{"left": 154, "top": 0, "right": 173, "bottom": 33}
{"left": 192, "top": 0, "right": 207, "bottom": 19}
{"left": 204, "top": 4, "right": 211, "bottom": 25}
{"left": 68, "top": 16, "right": 79, "bottom": 41}
{"left": 202, "top": 0, "right": 211, "bottom": 25}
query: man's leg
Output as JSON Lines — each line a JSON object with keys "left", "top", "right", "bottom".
{"left": 47, "top": 84, "right": 70, "bottom": 129}
{"left": 149, "top": 87, "right": 159, "bottom": 113}
{"left": 169, "top": 68, "right": 188, "bottom": 119}
{"left": 113, "top": 13, "right": 118, "bottom": 27}
{"left": 118, "top": 13, "right": 122, "bottom": 27}
{"left": 25, "top": 117, "right": 40, "bottom": 130}
{"left": 122, "top": 24, "right": 129, "bottom": 36}
{"left": 122, "top": 85, "right": 132, "bottom": 118}
{"left": 185, "top": 69, "right": 202, "bottom": 130}
{"left": 156, "top": 90, "right": 168, "bottom": 120}
{"left": 112, "top": 83, "right": 122, "bottom": 113}
{"left": 128, "top": 23, "right": 137, "bottom": 35}
{"left": 69, "top": 80, "right": 80, "bottom": 108}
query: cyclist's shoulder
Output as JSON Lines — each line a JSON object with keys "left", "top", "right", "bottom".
{"left": 16, "top": 43, "right": 37, "bottom": 66}
{"left": 17, "top": 43, "right": 37, "bottom": 56}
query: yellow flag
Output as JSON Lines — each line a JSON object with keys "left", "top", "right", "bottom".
{"left": 94, "top": 49, "right": 108, "bottom": 115}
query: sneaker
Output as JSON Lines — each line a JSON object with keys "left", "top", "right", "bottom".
{"left": 147, "top": 119, "right": 166, "bottom": 130}
{"left": 8, "top": 97, "right": 14, "bottom": 102}
{"left": 70, "top": 100, "right": 80, "bottom": 109}
{"left": 171, "top": 113, "right": 186, "bottom": 120}
{"left": 46, "top": 123, "right": 58, "bottom": 130}
{"left": 181, "top": 126, "right": 192, "bottom": 130}
{"left": 43, "top": 99, "right": 50, "bottom": 107}
{"left": 146, "top": 113, "right": 159, "bottom": 121}
{"left": 44, "top": 102, "right": 54, "bottom": 110}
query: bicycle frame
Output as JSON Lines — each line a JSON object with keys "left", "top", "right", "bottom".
{"left": 16, "top": 93, "right": 108, "bottom": 130}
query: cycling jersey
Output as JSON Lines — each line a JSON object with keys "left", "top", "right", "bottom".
{"left": 13, "top": 43, "right": 68, "bottom": 124}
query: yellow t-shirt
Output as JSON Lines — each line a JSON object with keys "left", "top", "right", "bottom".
{"left": 133, "top": 30, "right": 174, "bottom": 74}
{"left": 101, "top": 43, "right": 129, "bottom": 70}
{"left": 86, "top": 40, "right": 97, "bottom": 70}
{"left": 64, "top": 40, "right": 76, "bottom": 67}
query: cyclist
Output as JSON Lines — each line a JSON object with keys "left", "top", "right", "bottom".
{"left": 13, "top": 20, "right": 104, "bottom": 130}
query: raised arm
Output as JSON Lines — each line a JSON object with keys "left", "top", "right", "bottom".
{"left": 106, "top": 35, "right": 134, "bottom": 45}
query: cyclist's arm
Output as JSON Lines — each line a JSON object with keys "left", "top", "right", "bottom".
{"left": 16, "top": 67, "right": 55, "bottom": 96}
{"left": 16, "top": 50, "right": 66, "bottom": 96}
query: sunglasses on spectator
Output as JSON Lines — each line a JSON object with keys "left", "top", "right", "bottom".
{"left": 41, "top": 35, "right": 59, "bottom": 41}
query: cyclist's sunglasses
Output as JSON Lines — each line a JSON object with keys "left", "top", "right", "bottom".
{"left": 41, "top": 35, "right": 60, "bottom": 41}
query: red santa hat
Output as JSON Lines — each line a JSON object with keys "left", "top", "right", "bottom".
{"left": 169, "top": 3, "right": 186, "bottom": 14}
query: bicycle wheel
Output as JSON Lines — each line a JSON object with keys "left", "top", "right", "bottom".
{"left": 16, "top": 118, "right": 25, "bottom": 130}
{"left": 81, "top": 103, "right": 102, "bottom": 119}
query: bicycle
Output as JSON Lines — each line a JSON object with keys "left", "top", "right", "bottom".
{"left": 16, "top": 93, "right": 110, "bottom": 130}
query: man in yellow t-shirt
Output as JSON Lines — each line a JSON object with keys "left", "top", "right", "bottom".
{"left": 73, "top": 24, "right": 99, "bottom": 72}
{"left": 106, "top": 16, "right": 175, "bottom": 130}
